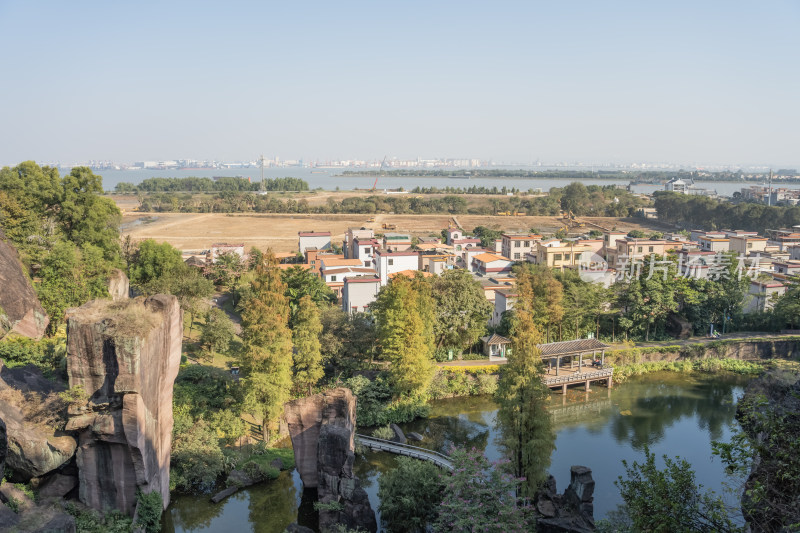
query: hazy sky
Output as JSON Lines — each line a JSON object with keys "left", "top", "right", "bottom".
{"left": 1, "top": 1, "right": 798, "bottom": 167}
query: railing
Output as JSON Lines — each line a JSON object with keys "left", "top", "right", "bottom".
{"left": 543, "top": 367, "right": 613, "bottom": 386}
{"left": 356, "top": 434, "right": 454, "bottom": 471}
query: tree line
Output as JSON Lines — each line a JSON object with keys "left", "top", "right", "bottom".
{"left": 654, "top": 191, "right": 800, "bottom": 233}
{"left": 114, "top": 176, "right": 310, "bottom": 193}
{"left": 128, "top": 182, "right": 646, "bottom": 217}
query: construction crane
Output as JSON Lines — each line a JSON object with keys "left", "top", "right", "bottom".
{"left": 371, "top": 156, "right": 388, "bottom": 191}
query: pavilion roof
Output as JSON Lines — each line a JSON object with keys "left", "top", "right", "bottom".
{"left": 536, "top": 338, "right": 608, "bottom": 359}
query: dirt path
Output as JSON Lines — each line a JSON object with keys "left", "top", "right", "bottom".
{"left": 213, "top": 292, "right": 242, "bottom": 335}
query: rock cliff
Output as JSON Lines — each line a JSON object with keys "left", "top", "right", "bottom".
{"left": 285, "top": 388, "right": 377, "bottom": 533}
{"left": 0, "top": 231, "right": 49, "bottom": 339}
{"left": 535, "top": 466, "right": 596, "bottom": 533}
{"left": 65, "top": 295, "right": 181, "bottom": 516}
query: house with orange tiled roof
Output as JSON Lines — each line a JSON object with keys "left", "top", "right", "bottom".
{"left": 471, "top": 253, "right": 513, "bottom": 275}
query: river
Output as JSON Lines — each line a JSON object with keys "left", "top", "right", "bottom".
{"left": 92, "top": 168, "right": 797, "bottom": 198}
{"left": 163, "top": 371, "right": 749, "bottom": 532}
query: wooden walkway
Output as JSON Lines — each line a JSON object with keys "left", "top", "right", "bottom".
{"left": 356, "top": 434, "right": 454, "bottom": 470}
{"left": 543, "top": 363, "right": 613, "bottom": 393}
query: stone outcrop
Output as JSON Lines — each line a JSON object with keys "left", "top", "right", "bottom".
{"left": 389, "top": 423, "right": 406, "bottom": 444}
{"left": 535, "top": 466, "right": 596, "bottom": 533}
{"left": 737, "top": 370, "right": 800, "bottom": 531}
{"left": 0, "top": 417, "right": 6, "bottom": 480}
{"left": 65, "top": 295, "right": 182, "bottom": 516}
{"left": 0, "top": 363, "right": 76, "bottom": 481}
{"left": 0, "top": 231, "right": 49, "bottom": 339}
{"left": 107, "top": 269, "right": 130, "bottom": 302}
{"left": 285, "top": 388, "right": 377, "bottom": 533}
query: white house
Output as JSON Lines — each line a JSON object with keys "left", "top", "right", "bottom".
{"left": 342, "top": 276, "right": 381, "bottom": 314}
{"left": 373, "top": 250, "right": 419, "bottom": 285}
{"left": 490, "top": 289, "right": 517, "bottom": 327}
{"left": 298, "top": 231, "right": 331, "bottom": 254}
{"left": 744, "top": 280, "right": 787, "bottom": 313}
{"left": 344, "top": 227, "right": 374, "bottom": 259}
{"left": 471, "top": 253, "right": 513, "bottom": 275}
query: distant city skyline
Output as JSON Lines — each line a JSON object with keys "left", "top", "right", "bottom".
{"left": 1, "top": 1, "right": 798, "bottom": 167}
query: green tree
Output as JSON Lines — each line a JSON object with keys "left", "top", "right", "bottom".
{"left": 58, "top": 166, "right": 122, "bottom": 261}
{"left": 240, "top": 252, "right": 293, "bottom": 440}
{"left": 611, "top": 447, "right": 742, "bottom": 533}
{"left": 378, "top": 457, "right": 445, "bottom": 533}
{"left": 430, "top": 269, "right": 492, "bottom": 352}
{"left": 372, "top": 275, "right": 435, "bottom": 398}
{"left": 170, "top": 416, "right": 225, "bottom": 492}
{"left": 292, "top": 295, "right": 324, "bottom": 395}
{"left": 129, "top": 239, "right": 185, "bottom": 288}
{"left": 774, "top": 275, "right": 800, "bottom": 328}
{"left": 281, "top": 265, "right": 336, "bottom": 324}
{"left": 200, "top": 308, "right": 235, "bottom": 354}
{"left": 434, "top": 448, "right": 534, "bottom": 533}
{"left": 495, "top": 270, "right": 555, "bottom": 495}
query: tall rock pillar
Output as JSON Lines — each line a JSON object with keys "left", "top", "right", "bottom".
{"left": 65, "top": 295, "right": 182, "bottom": 515}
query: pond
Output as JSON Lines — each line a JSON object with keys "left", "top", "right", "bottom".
{"left": 163, "top": 371, "right": 749, "bottom": 532}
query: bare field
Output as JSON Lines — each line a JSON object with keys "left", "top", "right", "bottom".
{"left": 120, "top": 210, "right": 663, "bottom": 252}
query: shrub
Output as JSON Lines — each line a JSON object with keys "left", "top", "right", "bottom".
{"left": 475, "top": 373, "right": 499, "bottom": 395}
{"left": 378, "top": 457, "right": 444, "bottom": 532}
{"left": 372, "top": 425, "right": 395, "bottom": 440}
{"left": 170, "top": 419, "right": 225, "bottom": 492}
{"left": 134, "top": 490, "right": 163, "bottom": 533}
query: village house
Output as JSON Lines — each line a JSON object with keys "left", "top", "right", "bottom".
{"left": 471, "top": 253, "right": 513, "bottom": 275}
{"left": 791, "top": 244, "right": 800, "bottom": 261}
{"left": 373, "top": 249, "right": 419, "bottom": 285}
{"left": 606, "top": 238, "right": 681, "bottom": 268}
{"left": 321, "top": 266, "right": 378, "bottom": 300}
{"left": 344, "top": 227, "right": 374, "bottom": 259}
{"left": 602, "top": 231, "right": 628, "bottom": 261}
{"left": 697, "top": 235, "right": 730, "bottom": 253}
{"left": 773, "top": 261, "right": 800, "bottom": 276}
{"left": 532, "top": 242, "right": 596, "bottom": 269}
{"left": 490, "top": 289, "right": 517, "bottom": 327}
{"left": 304, "top": 249, "right": 343, "bottom": 275}
{"left": 744, "top": 280, "right": 787, "bottom": 313}
{"left": 298, "top": 231, "right": 331, "bottom": 254}
{"left": 382, "top": 232, "right": 413, "bottom": 252}
{"left": 501, "top": 233, "right": 542, "bottom": 261}
{"left": 342, "top": 276, "right": 381, "bottom": 314}
{"left": 729, "top": 235, "right": 769, "bottom": 256}
{"left": 419, "top": 252, "right": 457, "bottom": 275}
{"left": 479, "top": 277, "right": 515, "bottom": 303}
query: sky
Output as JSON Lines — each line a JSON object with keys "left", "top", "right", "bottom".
{"left": 0, "top": 1, "right": 798, "bottom": 167}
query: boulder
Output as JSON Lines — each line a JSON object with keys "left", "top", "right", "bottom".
{"left": 0, "top": 481, "right": 36, "bottom": 513}
{"left": 407, "top": 431, "right": 424, "bottom": 442}
{"left": 390, "top": 423, "right": 406, "bottom": 444}
{"left": 65, "top": 295, "right": 182, "bottom": 516}
{"left": 210, "top": 486, "right": 238, "bottom": 504}
{"left": 226, "top": 469, "right": 257, "bottom": 489}
{"left": 0, "top": 397, "right": 76, "bottom": 481}
{"left": 0, "top": 231, "right": 49, "bottom": 339}
{"left": 0, "top": 503, "right": 20, "bottom": 529}
{"left": 285, "top": 388, "right": 377, "bottom": 533}
{"left": 10, "top": 500, "right": 76, "bottom": 533}
{"left": 34, "top": 472, "right": 79, "bottom": 499}
{"left": 270, "top": 458, "right": 284, "bottom": 471}
{"left": 107, "top": 269, "right": 130, "bottom": 302}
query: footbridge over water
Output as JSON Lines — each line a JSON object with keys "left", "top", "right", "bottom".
{"left": 356, "top": 434, "right": 454, "bottom": 471}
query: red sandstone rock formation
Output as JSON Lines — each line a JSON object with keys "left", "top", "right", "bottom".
{"left": 285, "top": 388, "right": 376, "bottom": 533}
{"left": 107, "top": 269, "right": 130, "bottom": 302}
{"left": 0, "top": 232, "right": 49, "bottom": 339}
{"left": 65, "top": 295, "right": 181, "bottom": 516}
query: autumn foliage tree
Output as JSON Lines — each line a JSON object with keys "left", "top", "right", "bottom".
{"left": 240, "top": 251, "right": 293, "bottom": 440}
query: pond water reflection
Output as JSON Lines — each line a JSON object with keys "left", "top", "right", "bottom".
{"left": 164, "top": 371, "right": 748, "bottom": 532}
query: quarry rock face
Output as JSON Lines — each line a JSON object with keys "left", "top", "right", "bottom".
{"left": 0, "top": 363, "right": 75, "bottom": 481}
{"left": 107, "top": 269, "right": 130, "bottom": 302}
{"left": 0, "top": 232, "right": 49, "bottom": 339}
{"left": 0, "top": 417, "right": 6, "bottom": 480}
{"left": 285, "top": 388, "right": 377, "bottom": 533}
{"left": 65, "top": 295, "right": 182, "bottom": 516}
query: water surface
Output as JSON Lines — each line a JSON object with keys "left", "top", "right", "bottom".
{"left": 164, "top": 371, "right": 749, "bottom": 532}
